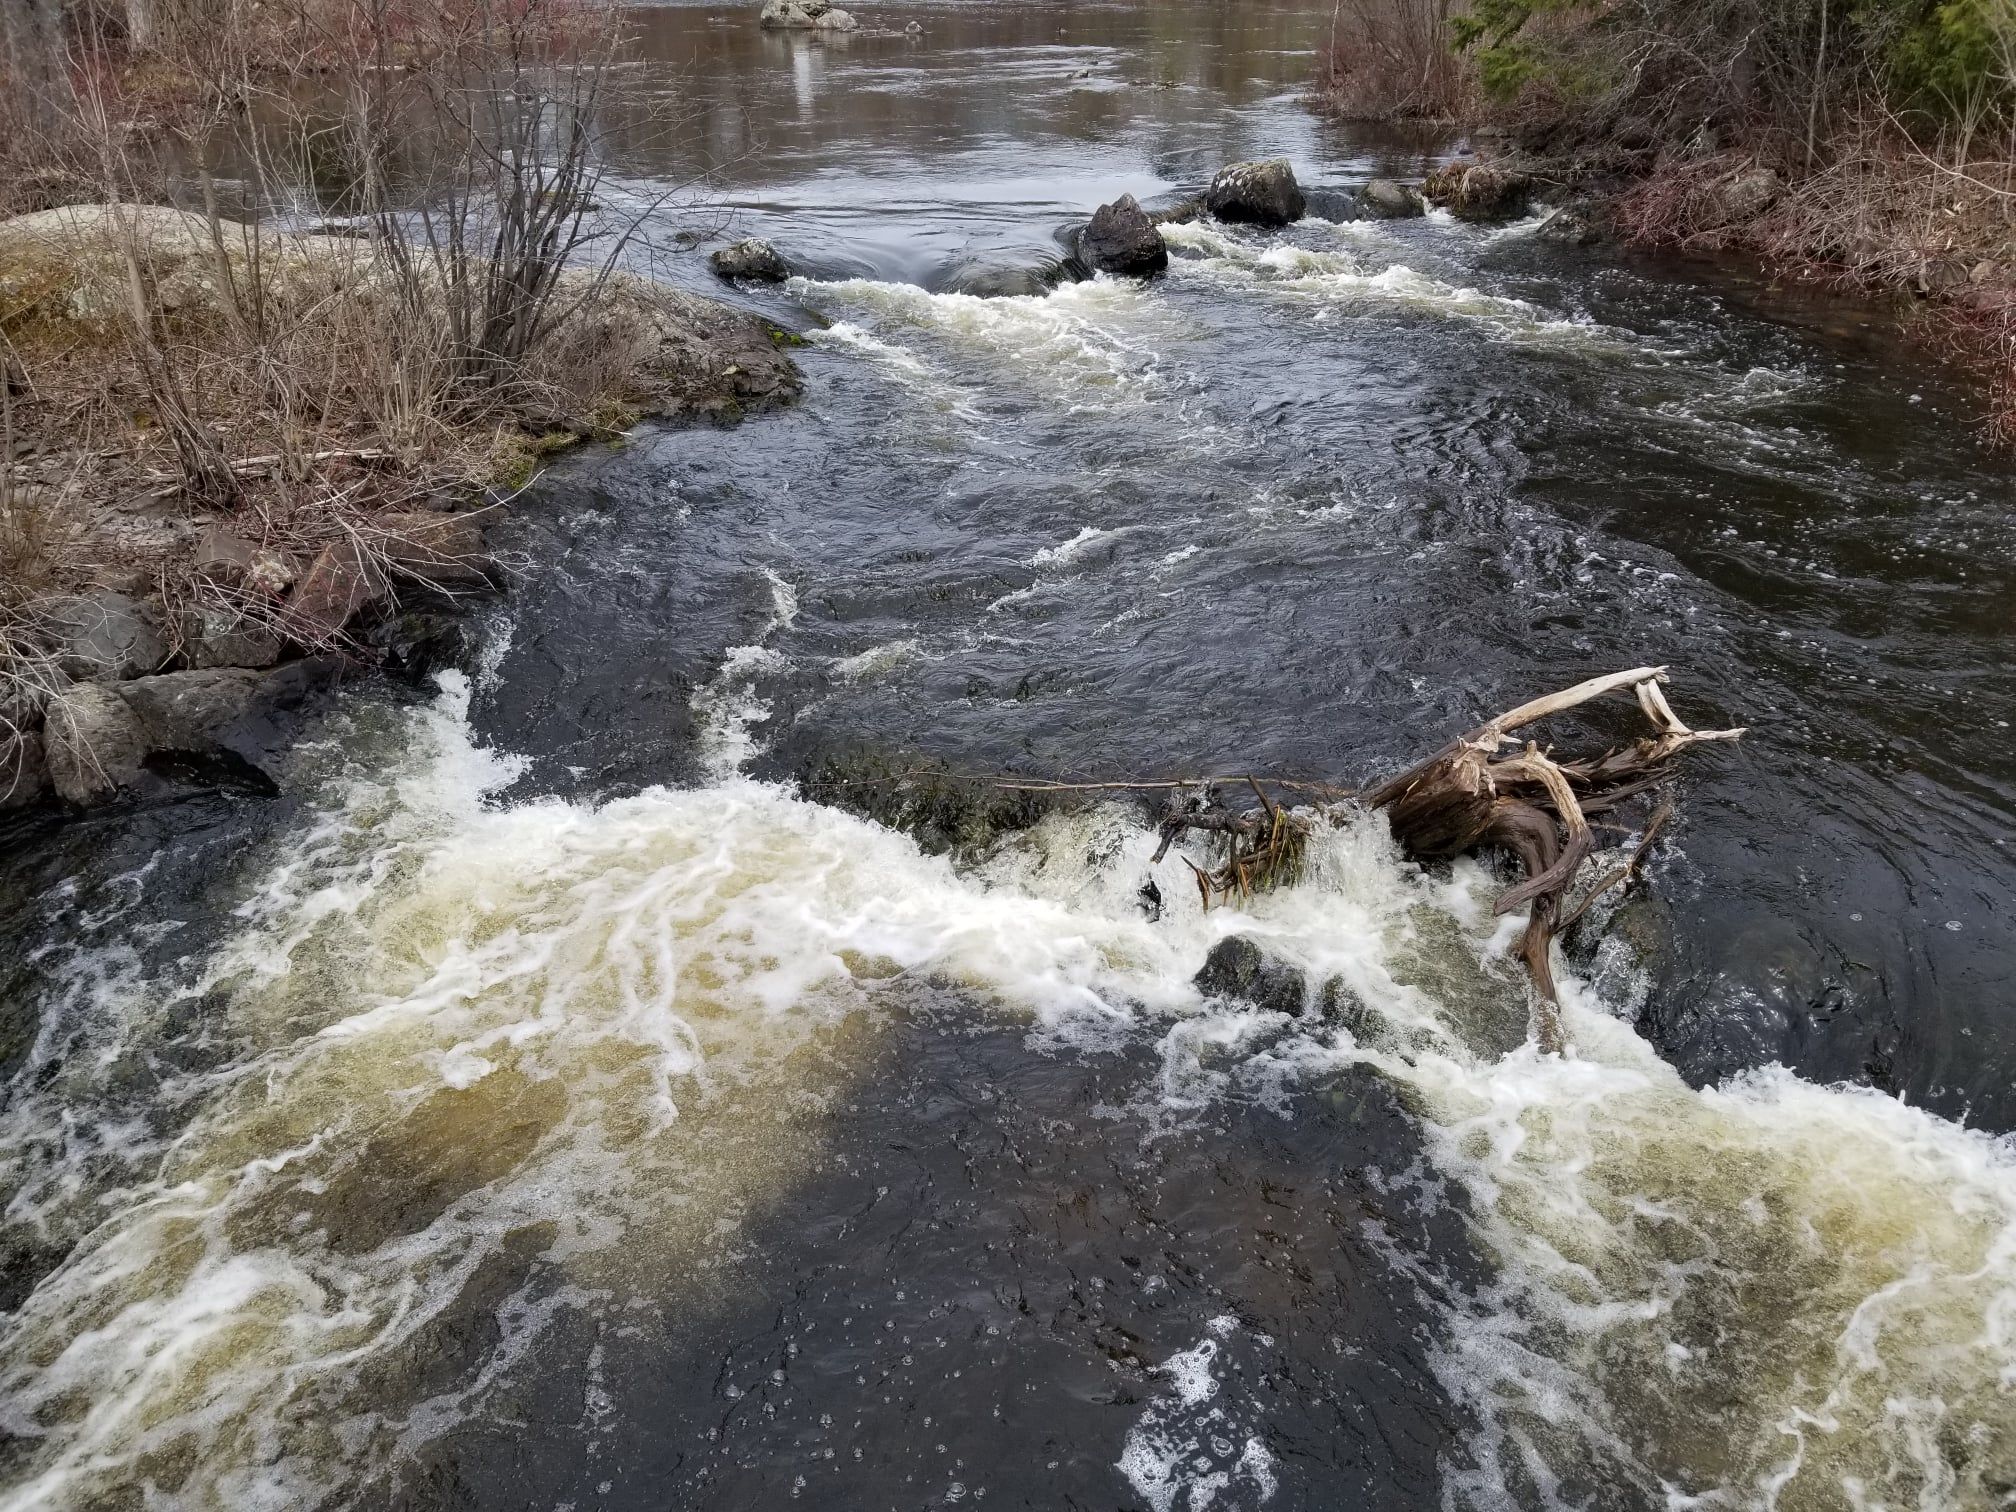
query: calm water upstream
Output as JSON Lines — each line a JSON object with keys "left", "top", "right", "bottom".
{"left": 7, "top": 2, "right": 2016, "bottom": 1508}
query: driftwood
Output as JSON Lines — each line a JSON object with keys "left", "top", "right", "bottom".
{"left": 1153, "top": 667, "right": 1742, "bottom": 1053}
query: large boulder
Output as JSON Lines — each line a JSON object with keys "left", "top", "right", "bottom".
{"left": 1079, "top": 193, "right": 1168, "bottom": 277}
{"left": 1420, "top": 163, "right": 1532, "bottom": 223}
{"left": 1359, "top": 179, "right": 1424, "bottom": 220}
{"left": 759, "top": 0, "right": 856, "bottom": 29}
{"left": 1204, "top": 159, "right": 1306, "bottom": 227}
{"left": 1193, "top": 935, "right": 1308, "bottom": 1016}
{"left": 44, "top": 683, "right": 147, "bottom": 805}
{"left": 710, "top": 238, "right": 792, "bottom": 283}
{"left": 44, "top": 591, "right": 167, "bottom": 679}
{"left": 117, "top": 661, "right": 333, "bottom": 768}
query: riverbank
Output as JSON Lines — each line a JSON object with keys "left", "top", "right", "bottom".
{"left": 0, "top": 202, "right": 801, "bottom": 813}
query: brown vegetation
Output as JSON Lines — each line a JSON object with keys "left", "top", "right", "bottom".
{"left": 0, "top": 0, "right": 800, "bottom": 809}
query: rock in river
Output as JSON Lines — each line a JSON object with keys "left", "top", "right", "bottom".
{"left": 758, "top": 0, "right": 856, "bottom": 30}
{"left": 1360, "top": 179, "right": 1424, "bottom": 219}
{"left": 1193, "top": 935, "right": 1308, "bottom": 1016}
{"left": 1204, "top": 159, "right": 1305, "bottom": 227}
{"left": 1079, "top": 193, "right": 1168, "bottom": 277}
{"left": 710, "top": 238, "right": 792, "bottom": 282}
{"left": 1420, "top": 163, "right": 1531, "bottom": 223}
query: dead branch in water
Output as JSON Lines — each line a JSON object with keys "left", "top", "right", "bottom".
{"left": 1362, "top": 667, "right": 1742, "bottom": 1051}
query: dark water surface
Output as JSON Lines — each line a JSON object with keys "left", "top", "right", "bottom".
{"left": 6, "top": 3, "right": 2016, "bottom": 1509}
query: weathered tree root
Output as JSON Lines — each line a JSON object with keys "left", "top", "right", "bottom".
{"left": 1362, "top": 666, "right": 1743, "bottom": 1051}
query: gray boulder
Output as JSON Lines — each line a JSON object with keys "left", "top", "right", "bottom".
{"left": 1421, "top": 163, "right": 1532, "bottom": 223}
{"left": 180, "top": 606, "right": 283, "bottom": 669}
{"left": 0, "top": 731, "right": 49, "bottom": 810}
{"left": 44, "top": 683, "right": 147, "bottom": 805}
{"left": 193, "top": 526, "right": 298, "bottom": 595}
{"left": 1079, "top": 193, "right": 1168, "bottom": 277}
{"left": 1193, "top": 935, "right": 1307, "bottom": 1016}
{"left": 710, "top": 238, "right": 792, "bottom": 283}
{"left": 375, "top": 512, "right": 493, "bottom": 590}
{"left": 1204, "top": 159, "right": 1305, "bottom": 227}
{"left": 1535, "top": 203, "right": 1604, "bottom": 246}
{"left": 285, "top": 540, "right": 391, "bottom": 644}
{"left": 1711, "top": 167, "right": 1781, "bottom": 225}
{"left": 758, "top": 0, "right": 856, "bottom": 30}
{"left": 1360, "top": 179, "right": 1423, "bottom": 219}
{"left": 45, "top": 591, "right": 166, "bottom": 679}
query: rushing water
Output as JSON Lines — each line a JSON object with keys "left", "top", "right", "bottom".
{"left": 8, "top": 2, "right": 2016, "bottom": 1508}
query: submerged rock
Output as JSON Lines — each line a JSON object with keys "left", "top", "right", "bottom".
{"left": 1193, "top": 935, "right": 1308, "bottom": 1016}
{"left": 1149, "top": 199, "right": 1202, "bottom": 227}
{"left": 758, "top": 0, "right": 856, "bottom": 29}
{"left": 938, "top": 257, "right": 1064, "bottom": 299}
{"left": 1079, "top": 193, "right": 1168, "bottom": 277}
{"left": 44, "top": 683, "right": 147, "bottom": 805}
{"left": 710, "top": 238, "right": 792, "bottom": 283}
{"left": 1420, "top": 163, "right": 1532, "bottom": 223}
{"left": 1360, "top": 179, "right": 1424, "bottom": 219}
{"left": 1205, "top": 159, "right": 1306, "bottom": 227}
{"left": 45, "top": 591, "right": 166, "bottom": 680}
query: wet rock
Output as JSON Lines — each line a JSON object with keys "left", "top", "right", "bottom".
{"left": 1709, "top": 166, "right": 1781, "bottom": 225}
{"left": 710, "top": 238, "right": 792, "bottom": 283}
{"left": 193, "top": 526, "right": 298, "bottom": 595}
{"left": 180, "top": 605, "right": 283, "bottom": 669}
{"left": 1079, "top": 193, "right": 1168, "bottom": 277}
{"left": 0, "top": 732, "right": 49, "bottom": 810}
{"left": 116, "top": 662, "right": 335, "bottom": 780}
{"left": 374, "top": 611, "right": 476, "bottom": 682}
{"left": 583, "top": 272, "right": 805, "bottom": 417}
{"left": 44, "top": 683, "right": 147, "bottom": 805}
{"left": 45, "top": 591, "right": 167, "bottom": 679}
{"left": 1421, "top": 163, "right": 1532, "bottom": 222}
{"left": 938, "top": 258, "right": 1064, "bottom": 299}
{"left": 286, "top": 539, "right": 391, "bottom": 643}
{"left": 1148, "top": 199, "right": 1201, "bottom": 226}
{"left": 1205, "top": 159, "right": 1306, "bottom": 227}
{"left": 1535, "top": 202, "right": 1604, "bottom": 246}
{"left": 1359, "top": 179, "right": 1423, "bottom": 219}
{"left": 376, "top": 511, "right": 493, "bottom": 590}
{"left": 1193, "top": 935, "right": 1307, "bottom": 1016}
{"left": 758, "top": 0, "right": 856, "bottom": 29}
{"left": 1317, "top": 976, "right": 1379, "bottom": 1041}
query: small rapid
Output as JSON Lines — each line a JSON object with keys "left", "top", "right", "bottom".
{"left": 4, "top": 668, "right": 2014, "bottom": 1508}
{"left": 7, "top": 1, "right": 2016, "bottom": 1506}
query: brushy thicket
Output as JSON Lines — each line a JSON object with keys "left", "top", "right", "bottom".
{"left": 1318, "top": 0, "right": 2016, "bottom": 437}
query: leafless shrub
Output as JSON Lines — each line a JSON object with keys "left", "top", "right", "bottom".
{"left": 1316, "top": 0, "right": 1478, "bottom": 122}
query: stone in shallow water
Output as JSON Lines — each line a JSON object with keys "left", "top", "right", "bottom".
{"left": 710, "top": 237, "right": 792, "bottom": 283}
{"left": 1193, "top": 933, "right": 1307, "bottom": 1015}
{"left": 1360, "top": 179, "right": 1424, "bottom": 219}
{"left": 1205, "top": 159, "right": 1306, "bottom": 227}
{"left": 1079, "top": 193, "right": 1169, "bottom": 278}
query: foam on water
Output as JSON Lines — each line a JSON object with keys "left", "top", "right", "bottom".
{"left": 4, "top": 670, "right": 2016, "bottom": 1508}
{"left": 1158, "top": 220, "right": 1622, "bottom": 350}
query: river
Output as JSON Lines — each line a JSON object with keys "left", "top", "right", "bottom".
{"left": 5, "top": 1, "right": 2016, "bottom": 1508}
